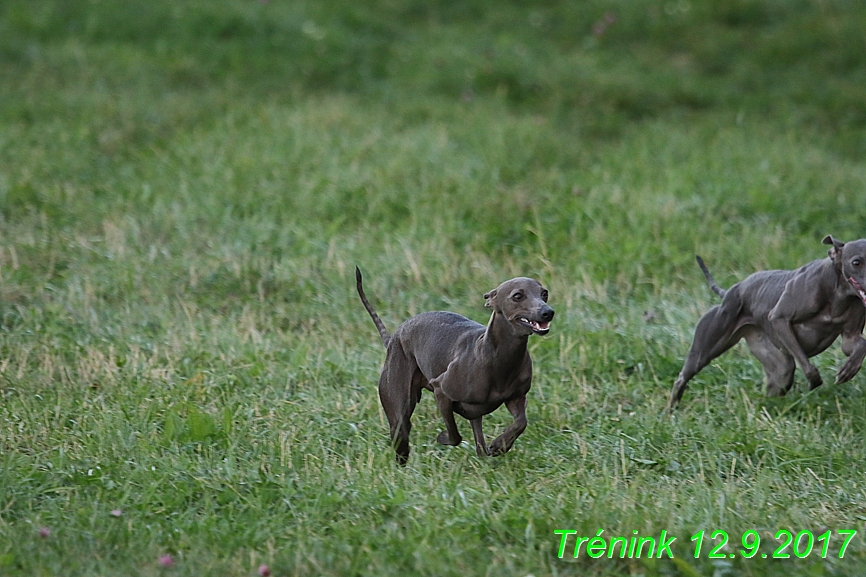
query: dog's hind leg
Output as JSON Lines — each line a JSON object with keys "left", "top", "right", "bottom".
{"left": 378, "top": 344, "right": 421, "bottom": 465}
{"left": 669, "top": 297, "right": 744, "bottom": 408}
{"left": 743, "top": 328, "right": 795, "bottom": 396}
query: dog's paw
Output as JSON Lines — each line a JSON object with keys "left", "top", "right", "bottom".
{"left": 488, "top": 439, "right": 510, "bottom": 457}
{"left": 436, "top": 430, "right": 461, "bottom": 446}
{"left": 805, "top": 367, "right": 823, "bottom": 390}
{"left": 836, "top": 359, "right": 863, "bottom": 384}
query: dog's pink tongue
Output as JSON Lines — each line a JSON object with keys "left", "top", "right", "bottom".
{"left": 537, "top": 321, "right": 550, "bottom": 330}
{"left": 850, "top": 278, "right": 866, "bottom": 307}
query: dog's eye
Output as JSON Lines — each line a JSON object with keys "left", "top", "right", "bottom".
{"left": 854, "top": 259, "right": 863, "bottom": 267}
{"left": 512, "top": 292, "right": 523, "bottom": 301}
{"left": 541, "top": 290, "right": 549, "bottom": 302}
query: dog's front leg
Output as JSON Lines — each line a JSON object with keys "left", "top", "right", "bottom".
{"left": 488, "top": 395, "right": 528, "bottom": 456}
{"left": 432, "top": 382, "right": 463, "bottom": 446}
{"left": 769, "top": 317, "right": 823, "bottom": 388}
{"left": 837, "top": 322, "right": 866, "bottom": 384}
{"left": 768, "top": 286, "right": 824, "bottom": 389}
{"left": 469, "top": 418, "right": 489, "bottom": 457}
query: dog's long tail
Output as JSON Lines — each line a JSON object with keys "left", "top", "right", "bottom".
{"left": 355, "top": 266, "right": 391, "bottom": 347}
{"left": 695, "top": 256, "right": 726, "bottom": 298}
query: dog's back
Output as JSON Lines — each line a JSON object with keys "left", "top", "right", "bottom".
{"left": 393, "top": 311, "right": 486, "bottom": 379}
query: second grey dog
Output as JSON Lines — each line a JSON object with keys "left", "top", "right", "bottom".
{"left": 356, "top": 268, "right": 554, "bottom": 465}
{"left": 669, "top": 235, "right": 866, "bottom": 408}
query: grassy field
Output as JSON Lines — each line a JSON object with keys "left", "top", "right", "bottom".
{"left": 2, "top": 0, "right": 866, "bottom": 575}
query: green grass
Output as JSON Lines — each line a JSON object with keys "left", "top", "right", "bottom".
{"left": 2, "top": 0, "right": 866, "bottom": 575}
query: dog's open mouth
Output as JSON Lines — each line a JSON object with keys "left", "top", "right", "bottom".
{"left": 850, "top": 277, "right": 866, "bottom": 306}
{"left": 518, "top": 317, "right": 551, "bottom": 335}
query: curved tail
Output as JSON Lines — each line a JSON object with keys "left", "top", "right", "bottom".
{"left": 355, "top": 267, "right": 391, "bottom": 347}
{"left": 695, "top": 256, "right": 726, "bottom": 298}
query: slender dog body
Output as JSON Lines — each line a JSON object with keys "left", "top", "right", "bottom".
{"left": 393, "top": 312, "right": 532, "bottom": 416}
{"left": 669, "top": 236, "right": 866, "bottom": 408}
{"left": 356, "top": 268, "right": 553, "bottom": 464}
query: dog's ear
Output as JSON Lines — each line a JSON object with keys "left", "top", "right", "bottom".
{"left": 483, "top": 289, "right": 496, "bottom": 308}
{"left": 823, "top": 235, "right": 845, "bottom": 261}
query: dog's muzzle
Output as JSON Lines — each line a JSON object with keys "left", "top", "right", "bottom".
{"left": 519, "top": 318, "right": 551, "bottom": 334}
{"left": 518, "top": 307, "right": 554, "bottom": 335}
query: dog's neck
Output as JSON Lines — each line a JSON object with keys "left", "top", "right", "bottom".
{"left": 828, "top": 256, "right": 852, "bottom": 291}
{"left": 824, "top": 257, "right": 865, "bottom": 306}
{"left": 828, "top": 254, "right": 844, "bottom": 277}
{"left": 483, "top": 310, "right": 529, "bottom": 359}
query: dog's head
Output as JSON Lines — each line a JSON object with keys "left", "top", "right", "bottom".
{"left": 484, "top": 277, "right": 554, "bottom": 336}
{"left": 824, "top": 235, "right": 866, "bottom": 306}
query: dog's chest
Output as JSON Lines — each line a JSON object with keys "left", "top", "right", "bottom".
{"left": 806, "top": 309, "right": 847, "bottom": 330}
{"left": 794, "top": 300, "right": 861, "bottom": 349}
{"left": 822, "top": 297, "right": 863, "bottom": 325}
{"left": 454, "top": 378, "right": 530, "bottom": 419}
